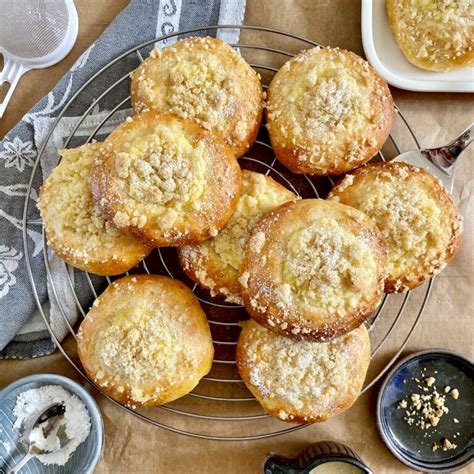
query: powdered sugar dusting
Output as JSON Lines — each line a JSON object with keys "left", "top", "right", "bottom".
{"left": 13, "top": 385, "right": 91, "bottom": 466}
{"left": 266, "top": 47, "right": 394, "bottom": 174}
{"left": 238, "top": 321, "right": 370, "bottom": 421}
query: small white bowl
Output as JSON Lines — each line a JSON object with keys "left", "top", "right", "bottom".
{"left": 0, "top": 374, "right": 104, "bottom": 474}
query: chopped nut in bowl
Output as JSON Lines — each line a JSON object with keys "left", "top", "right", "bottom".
{"left": 376, "top": 349, "right": 473, "bottom": 472}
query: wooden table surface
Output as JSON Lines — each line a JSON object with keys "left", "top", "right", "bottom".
{"left": 1, "top": 1, "right": 472, "bottom": 473}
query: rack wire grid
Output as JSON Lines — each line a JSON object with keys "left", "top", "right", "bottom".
{"left": 22, "top": 25, "right": 432, "bottom": 441}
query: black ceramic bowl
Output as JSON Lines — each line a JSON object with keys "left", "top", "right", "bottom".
{"left": 377, "top": 349, "right": 474, "bottom": 472}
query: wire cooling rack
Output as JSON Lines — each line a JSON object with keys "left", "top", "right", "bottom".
{"left": 22, "top": 25, "right": 432, "bottom": 441}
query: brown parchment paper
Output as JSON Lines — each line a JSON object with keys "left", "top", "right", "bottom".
{"left": 0, "top": 1, "right": 473, "bottom": 473}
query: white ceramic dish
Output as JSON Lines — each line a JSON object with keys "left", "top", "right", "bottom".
{"left": 361, "top": 0, "right": 474, "bottom": 93}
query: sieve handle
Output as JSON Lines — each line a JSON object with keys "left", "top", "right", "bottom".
{"left": 0, "top": 57, "right": 27, "bottom": 119}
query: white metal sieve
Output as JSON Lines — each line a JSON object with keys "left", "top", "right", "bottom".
{"left": 0, "top": 0, "right": 79, "bottom": 118}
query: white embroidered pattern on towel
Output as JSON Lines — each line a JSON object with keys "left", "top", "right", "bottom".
{"left": 0, "top": 245, "right": 22, "bottom": 298}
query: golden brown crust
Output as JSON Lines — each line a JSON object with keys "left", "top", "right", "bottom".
{"left": 387, "top": 0, "right": 474, "bottom": 72}
{"left": 37, "top": 143, "right": 151, "bottom": 276}
{"left": 131, "top": 36, "right": 264, "bottom": 158}
{"left": 77, "top": 275, "right": 214, "bottom": 407}
{"left": 328, "top": 162, "right": 463, "bottom": 293}
{"left": 91, "top": 111, "right": 242, "bottom": 247}
{"left": 266, "top": 47, "right": 395, "bottom": 176}
{"left": 240, "top": 199, "right": 386, "bottom": 341}
{"left": 178, "top": 170, "right": 296, "bottom": 303}
{"left": 236, "top": 320, "right": 371, "bottom": 423}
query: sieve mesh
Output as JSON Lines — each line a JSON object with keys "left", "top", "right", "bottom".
{"left": 0, "top": 0, "right": 69, "bottom": 59}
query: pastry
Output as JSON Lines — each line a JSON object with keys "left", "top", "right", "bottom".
{"left": 37, "top": 143, "right": 151, "bottom": 276}
{"left": 240, "top": 199, "right": 386, "bottom": 341}
{"left": 328, "top": 162, "right": 463, "bottom": 292}
{"left": 236, "top": 320, "right": 371, "bottom": 423}
{"left": 178, "top": 170, "right": 296, "bottom": 304}
{"left": 131, "top": 36, "right": 264, "bottom": 158}
{"left": 266, "top": 47, "right": 395, "bottom": 176}
{"left": 91, "top": 111, "right": 242, "bottom": 247}
{"left": 77, "top": 275, "right": 214, "bottom": 407}
{"left": 386, "top": 0, "right": 474, "bottom": 72}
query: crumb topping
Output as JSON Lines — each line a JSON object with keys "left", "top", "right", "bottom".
{"left": 397, "top": 370, "right": 462, "bottom": 453}
{"left": 432, "top": 438, "right": 457, "bottom": 452}
{"left": 92, "top": 304, "right": 190, "bottom": 404}
{"left": 108, "top": 120, "right": 207, "bottom": 231}
{"left": 282, "top": 218, "right": 379, "bottom": 316}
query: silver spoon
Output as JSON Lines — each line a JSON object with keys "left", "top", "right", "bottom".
{"left": 393, "top": 122, "right": 473, "bottom": 193}
{"left": 8, "top": 403, "right": 70, "bottom": 474}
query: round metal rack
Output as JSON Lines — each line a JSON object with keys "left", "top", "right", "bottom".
{"left": 22, "top": 25, "right": 432, "bottom": 441}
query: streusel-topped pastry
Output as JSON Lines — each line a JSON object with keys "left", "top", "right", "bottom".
{"left": 38, "top": 143, "right": 151, "bottom": 276}
{"left": 266, "top": 47, "right": 394, "bottom": 176}
{"left": 387, "top": 0, "right": 474, "bottom": 72}
{"left": 237, "top": 320, "right": 371, "bottom": 423}
{"left": 92, "top": 111, "right": 241, "bottom": 247}
{"left": 240, "top": 199, "right": 386, "bottom": 341}
{"left": 77, "top": 275, "right": 214, "bottom": 407}
{"left": 328, "top": 162, "right": 463, "bottom": 292}
{"left": 131, "top": 36, "right": 264, "bottom": 158}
